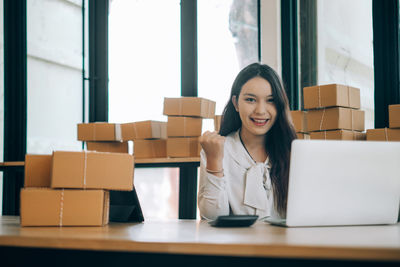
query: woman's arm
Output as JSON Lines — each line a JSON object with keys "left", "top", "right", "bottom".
{"left": 198, "top": 150, "right": 229, "bottom": 220}
{"left": 197, "top": 131, "right": 229, "bottom": 220}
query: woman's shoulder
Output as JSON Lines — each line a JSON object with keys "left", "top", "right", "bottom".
{"left": 224, "top": 130, "right": 239, "bottom": 146}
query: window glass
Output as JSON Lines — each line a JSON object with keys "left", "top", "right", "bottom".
{"left": 198, "top": 0, "right": 259, "bottom": 116}
{"left": 27, "top": 0, "right": 83, "bottom": 154}
{"left": 0, "top": 0, "right": 4, "bottom": 214}
{"left": 109, "top": 0, "right": 181, "bottom": 123}
{"left": 316, "top": 0, "right": 374, "bottom": 129}
{"left": 109, "top": 0, "right": 181, "bottom": 219}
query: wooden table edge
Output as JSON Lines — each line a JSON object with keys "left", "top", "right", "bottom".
{"left": 0, "top": 236, "right": 399, "bottom": 262}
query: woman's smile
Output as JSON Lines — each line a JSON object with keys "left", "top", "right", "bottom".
{"left": 251, "top": 117, "right": 270, "bottom": 126}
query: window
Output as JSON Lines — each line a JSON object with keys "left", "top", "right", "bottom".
{"left": 198, "top": 0, "right": 259, "bottom": 115}
{"left": 0, "top": 0, "right": 4, "bottom": 214}
{"left": 109, "top": 0, "right": 181, "bottom": 219}
{"left": 316, "top": 0, "right": 374, "bottom": 129}
{"left": 26, "top": 0, "right": 84, "bottom": 154}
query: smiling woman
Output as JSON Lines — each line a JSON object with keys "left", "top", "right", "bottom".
{"left": 198, "top": 63, "right": 297, "bottom": 221}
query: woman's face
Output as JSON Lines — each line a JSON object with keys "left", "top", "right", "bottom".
{"left": 232, "top": 76, "right": 277, "bottom": 138}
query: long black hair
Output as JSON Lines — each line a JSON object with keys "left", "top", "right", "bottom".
{"left": 219, "top": 62, "right": 297, "bottom": 216}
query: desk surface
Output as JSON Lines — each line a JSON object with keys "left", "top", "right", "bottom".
{"left": 0, "top": 216, "right": 399, "bottom": 261}
{"left": 0, "top": 161, "right": 24, "bottom": 167}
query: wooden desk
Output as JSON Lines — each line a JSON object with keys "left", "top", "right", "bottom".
{"left": 0, "top": 216, "right": 399, "bottom": 266}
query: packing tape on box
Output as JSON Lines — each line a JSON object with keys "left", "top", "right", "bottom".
{"left": 59, "top": 189, "right": 65, "bottom": 227}
{"left": 319, "top": 108, "right": 326, "bottom": 131}
{"left": 133, "top": 123, "right": 138, "bottom": 139}
{"left": 151, "top": 140, "right": 156, "bottom": 158}
{"left": 318, "top": 86, "right": 321, "bottom": 108}
{"left": 83, "top": 151, "right": 88, "bottom": 188}
{"left": 351, "top": 109, "right": 354, "bottom": 130}
{"left": 385, "top": 127, "right": 389, "bottom": 141}
{"left": 323, "top": 131, "right": 327, "bottom": 140}
{"left": 178, "top": 99, "right": 183, "bottom": 114}
{"left": 347, "top": 86, "right": 351, "bottom": 107}
{"left": 183, "top": 118, "right": 187, "bottom": 136}
{"left": 115, "top": 124, "right": 122, "bottom": 141}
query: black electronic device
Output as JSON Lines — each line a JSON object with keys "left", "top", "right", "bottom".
{"left": 208, "top": 215, "right": 258, "bottom": 227}
{"left": 109, "top": 187, "right": 144, "bottom": 223}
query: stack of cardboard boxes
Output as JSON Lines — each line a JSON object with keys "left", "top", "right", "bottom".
{"left": 163, "top": 97, "right": 216, "bottom": 157}
{"left": 77, "top": 121, "right": 168, "bottom": 158}
{"left": 20, "top": 151, "right": 134, "bottom": 226}
{"left": 78, "top": 122, "right": 136, "bottom": 153}
{"left": 301, "top": 84, "right": 366, "bottom": 140}
{"left": 366, "top": 104, "right": 400, "bottom": 141}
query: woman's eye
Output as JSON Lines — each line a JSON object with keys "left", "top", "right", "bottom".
{"left": 245, "top": 98, "right": 256, "bottom": 103}
{"left": 267, "top": 98, "right": 274, "bottom": 103}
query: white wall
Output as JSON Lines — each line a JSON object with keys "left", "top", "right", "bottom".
{"left": 260, "top": 0, "right": 282, "bottom": 76}
{"left": 27, "top": 0, "right": 84, "bottom": 154}
{"left": 317, "top": 0, "right": 374, "bottom": 130}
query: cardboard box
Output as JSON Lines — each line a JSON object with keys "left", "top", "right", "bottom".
{"left": 78, "top": 122, "right": 121, "bottom": 141}
{"left": 24, "top": 154, "right": 52, "bottom": 187}
{"left": 307, "top": 107, "right": 365, "bottom": 132}
{"left": 214, "top": 115, "right": 222, "bottom": 132}
{"left": 51, "top": 151, "right": 134, "bottom": 190}
{"left": 134, "top": 121, "right": 167, "bottom": 140}
{"left": 310, "top": 130, "right": 366, "bottom": 140}
{"left": 296, "top": 133, "right": 310, "bottom": 139}
{"left": 303, "top": 84, "right": 361, "bottom": 110}
{"left": 163, "top": 97, "right": 216, "bottom": 118}
{"left": 167, "top": 116, "right": 203, "bottom": 137}
{"left": 134, "top": 139, "right": 167, "bottom": 159}
{"left": 389, "top": 104, "right": 400, "bottom": 128}
{"left": 167, "top": 137, "right": 201, "bottom": 158}
{"left": 20, "top": 188, "right": 109, "bottom": 227}
{"left": 291, "top": 110, "right": 308, "bottom": 133}
{"left": 87, "top": 141, "right": 129, "bottom": 154}
{"left": 366, "top": 128, "right": 400, "bottom": 141}
{"left": 120, "top": 122, "right": 136, "bottom": 140}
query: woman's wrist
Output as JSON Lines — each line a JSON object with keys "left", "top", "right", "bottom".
{"left": 205, "top": 159, "right": 224, "bottom": 176}
{"left": 206, "top": 168, "right": 224, "bottom": 174}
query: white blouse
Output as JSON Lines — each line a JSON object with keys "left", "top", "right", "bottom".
{"left": 198, "top": 129, "right": 283, "bottom": 220}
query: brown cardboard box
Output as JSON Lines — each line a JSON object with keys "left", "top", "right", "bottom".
{"left": 51, "top": 151, "right": 134, "bottom": 190}
{"left": 310, "top": 130, "right": 366, "bottom": 140}
{"left": 134, "top": 139, "right": 167, "bottom": 158}
{"left": 20, "top": 188, "right": 109, "bottom": 226}
{"left": 307, "top": 107, "right": 365, "bottom": 132}
{"left": 134, "top": 121, "right": 167, "bottom": 140}
{"left": 87, "top": 141, "right": 129, "bottom": 153}
{"left": 291, "top": 110, "right": 308, "bottom": 133}
{"left": 120, "top": 122, "right": 136, "bottom": 140}
{"left": 167, "top": 137, "right": 201, "bottom": 157}
{"left": 366, "top": 128, "right": 400, "bottom": 141}
{"left": 214, "top": 115, "right": 222, "bottom": 132}
{"left": 167, "top": 116, "right": 203, "bottom": 137}
{"left": 24, "top": 154, "right": 52, "bottom": 187}
{"left": 163, "top": 97, "right": 216, "bottom": 118}
{"left": 389, "top": 104, "right": 400, "bottom": 128}
{"left": 303, "top": 84, "right": 361, "bottom": 110}
{"left": 296, "top": 133, "right": 310, "bottom": 139}
{"left": 78, "top": 122, "right": 120, "bottom": 141}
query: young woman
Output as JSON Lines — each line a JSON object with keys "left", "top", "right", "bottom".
{"left": 198, "top": 63, "right": 297, "bottom": 220}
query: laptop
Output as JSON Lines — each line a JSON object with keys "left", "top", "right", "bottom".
{"left": 265, "top": 140, "right": 400, "bottom": 227}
